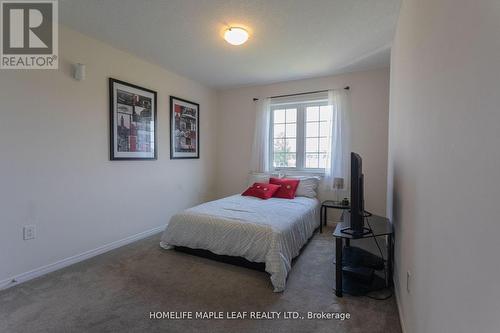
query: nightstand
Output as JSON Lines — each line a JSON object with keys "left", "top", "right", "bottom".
{"left": 320, "top": 200, "right": 350, "bottom": 233}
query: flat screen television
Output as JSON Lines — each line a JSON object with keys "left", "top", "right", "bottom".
{"left": 342, "top": 152, "right": 371, "bottom": 237}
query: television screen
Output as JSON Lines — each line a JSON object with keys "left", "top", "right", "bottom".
{"left": 350, "top": 152, "right": 365, "bottom": 236}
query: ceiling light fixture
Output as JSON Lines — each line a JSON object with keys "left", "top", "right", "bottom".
{"left": 224, "top": 27, "right": 249, "bottom": 46}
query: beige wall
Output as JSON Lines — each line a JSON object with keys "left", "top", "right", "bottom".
{"left": 0, "top": 26, "right": 218, "bottom": 284}
{"left": 216, "top": 69, "right": 390, "bottom": 216}
{"left": 388, "top": 0, "right": 500, "bottom": 332}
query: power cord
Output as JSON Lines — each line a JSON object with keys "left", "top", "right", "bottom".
{"left": 363, "top": 211, "right": 393, "bottom": 301}
{"left": 333, "top": 210, "right": 393, "bottom": 300}
{"left": 363, "top": 211, "right": 383, "bottom": 261}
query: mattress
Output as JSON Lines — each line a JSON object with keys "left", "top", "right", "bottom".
{"left": 160, "top": 194, "right": 320, "bottom": 292}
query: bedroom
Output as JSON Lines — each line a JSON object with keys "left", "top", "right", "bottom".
{"left": 1, "top": 1, "right": 499, "bottom": 333}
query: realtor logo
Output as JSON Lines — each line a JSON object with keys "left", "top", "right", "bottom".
{"left": 1, "top": 0, "right": 58, "bottom": 69}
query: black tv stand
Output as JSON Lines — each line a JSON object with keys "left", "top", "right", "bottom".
{"left": 333, "top": 211, "right": 393, "bottom": 297}
{"left": 339, "top": 246, "right": 386, "bottom": 296}
{"left": 342, "top": 246, "right": 384, "bottom": 270}
{"left": 340, "top": 226, "right": 372, "bottom": 237}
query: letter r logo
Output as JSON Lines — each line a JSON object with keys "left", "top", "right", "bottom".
{"left": 9, "top": 8, "right": 48, "bottom": 48}
{"left": 2, "top": 1, "right": 54, "bottom": 54}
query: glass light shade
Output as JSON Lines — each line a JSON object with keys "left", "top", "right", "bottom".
{"left": 224, "top": 27, "right": 249, "bottom": 45}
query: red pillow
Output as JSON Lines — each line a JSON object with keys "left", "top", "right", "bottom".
{"left": 242, "top": 182, "right": 281, "bottom": 200}
{"left": 269, "top": 177, "right": 300, "bottom": 199}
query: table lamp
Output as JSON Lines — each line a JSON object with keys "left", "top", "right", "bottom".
{"left": 333, "top": 177, "right": 344, "bottom": 203}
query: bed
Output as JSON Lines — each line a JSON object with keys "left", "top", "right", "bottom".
{"left": 160, "top": 194, "right": 320, "bottom": 292}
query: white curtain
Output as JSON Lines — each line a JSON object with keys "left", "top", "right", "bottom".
{"left": 250, "top": 98, "right": 271, "bottom": 173}
{"left": 324, "top": 89, "right": 351, "bottom": 198}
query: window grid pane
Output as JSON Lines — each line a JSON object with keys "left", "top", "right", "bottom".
{"left": 272, "top": 108, "right": 297, "bottom": 167}
{"left": 273, "top": 124, "right": 285, "bottom": 138}
{"left": 319, "top": 121, "right": 330, "bottom": 137}
{"left": 319, "top": 137, "right": 329, "bottom": 153}
{"left": 306, "top": 106, "right": 319, "bottom": 122}
{"left": 306, "top": 153, "right": 319, "bottom": 168}
{"left": 273, "top": 138, "right": 296, "bottom": 153}
{"left": 286, "top": 108, "right": 297, "bottom": 123}
{"left": 274, "top": 153, "right": 285, "bottom": 167}
{"left": 272, "top": 104, "right": 332, "bottom": 170}
{"left": 285, "top": 123, "right": 296, "bottom": 137}
{"left": 319, "top": 153, "right": 328, "bottom": 168}
{"left": 306, "top": 121, "right": 319, "bottom": 137}
{"left": 274, "top": 109, "right": 286, "bottom": 123}
{"left": 303, "top": 105, "right": 333, "bottom": 169}
{"left": 320, "top": 105, "right": 332, "bottom": 121}
{"left": 306, "top": 137, "right": 319, "bottom": 153}
{"left": 287, "top": 138, "right": 297, "bottom": 153}
{"left": 273, "top": 138, "right": 285, "bottom": 153}
{"left": 286, "top": 153, "right": 296, "bottom": 167}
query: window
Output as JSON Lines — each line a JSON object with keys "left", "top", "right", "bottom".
{"left": 270, "top": 99, "right": 333, "bottom": 172}
{"left": 271, "top": 107, "right": 297, "bottom": 168}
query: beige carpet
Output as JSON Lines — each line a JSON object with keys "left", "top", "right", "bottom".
{"left": 0, "top": 225, "right": 401, "bottom": 333}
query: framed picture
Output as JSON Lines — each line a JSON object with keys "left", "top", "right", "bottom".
{"left": 109, "top": 78, "right": 157, "bottom": 160}
{"left": 170, "top": 96, "right": 200, "bottom": 159}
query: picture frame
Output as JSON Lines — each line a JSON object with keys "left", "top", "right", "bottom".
{"left": 109, "top": 78, "right": 157, "bottom": 160}
{"left": 170, "top": 96, "right": 200, "bottom": 159}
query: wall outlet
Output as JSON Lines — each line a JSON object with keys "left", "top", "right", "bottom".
{"left": 406, "top": 271, "right": 411, "bottom": 293}
{"left": 23, "top": 225, "right": 36, "bottom": 240}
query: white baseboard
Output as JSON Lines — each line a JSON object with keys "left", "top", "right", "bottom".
{"left": 393, "top": 275, "right": 407, "bottom": 333}
{"left": 0, "top": 225, "right": 165, "bottom": 291}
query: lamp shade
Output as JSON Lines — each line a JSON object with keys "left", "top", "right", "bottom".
{"left": 333, "top": 177, "right": 344, "bottom": 189}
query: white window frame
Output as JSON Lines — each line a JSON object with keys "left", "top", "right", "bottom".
{"left": 269, "top": 100, "right": 329, "bottom": 174}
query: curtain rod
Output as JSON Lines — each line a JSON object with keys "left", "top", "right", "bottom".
{"left": 253, "top": 86, "right": 350, "bottom": 101}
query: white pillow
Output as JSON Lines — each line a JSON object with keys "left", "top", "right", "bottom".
{"left": 285, "top": 176, "right": 320, "bottom": 198}
{"left": 247, "top": 172, "right": 281, "bottom": 187}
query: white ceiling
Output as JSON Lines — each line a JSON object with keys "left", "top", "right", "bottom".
{"left": 60, "top": 0, "right": 400, "bottom": 89}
